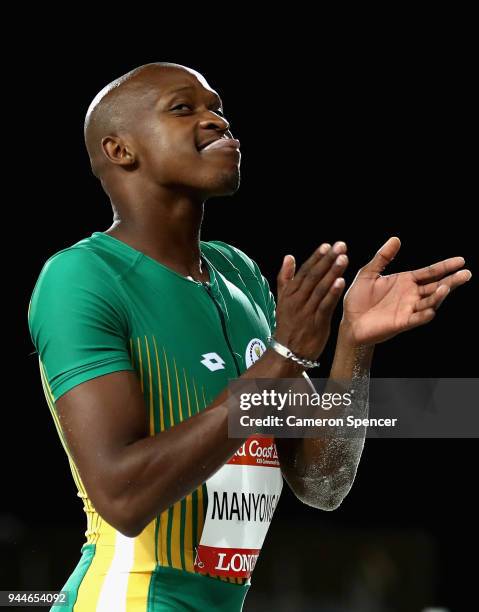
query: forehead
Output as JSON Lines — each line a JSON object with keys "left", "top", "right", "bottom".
{"left": 143, "top": 67, "right": 221, "bottom": 102}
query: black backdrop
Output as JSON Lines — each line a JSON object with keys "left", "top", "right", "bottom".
{"left": 7, "top": 42, "right": 477, "bottom": 611}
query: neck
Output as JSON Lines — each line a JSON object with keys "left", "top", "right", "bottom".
{"left": 103, "top": 182, "right": 208, "bottom": 281}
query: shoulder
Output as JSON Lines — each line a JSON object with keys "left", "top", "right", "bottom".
{"left": 30, "top": 246, "right": 110, "bottom": 301}
{"left": 28, "top": 246, "right": 124, "bottom": 337}
{"left": 31, "top": 232, "right": 137, "bottom": 296}
{"left": 38, "top": 245, "right": 104, "bottom": 276}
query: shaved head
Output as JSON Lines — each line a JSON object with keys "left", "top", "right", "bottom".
{"left": 84, "top": 62, "right": 196, "bottom": 178}
{"left": 83, "top": 62, "right": 239, "bottom": 203}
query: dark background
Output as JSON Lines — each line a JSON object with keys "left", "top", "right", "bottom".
{"left": 5, "top": 31, "right": 477, "bottom": 612}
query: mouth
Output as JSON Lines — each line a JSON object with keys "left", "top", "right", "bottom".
{"left": 197, "top": 137, "right": 241, "bottom": 153}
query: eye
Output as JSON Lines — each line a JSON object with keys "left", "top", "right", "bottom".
{"left": 171, "top": 103, "right": 225, "bottom": 117}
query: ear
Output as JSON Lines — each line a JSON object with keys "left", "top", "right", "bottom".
{"left": 101, "top": 135, "right": 136, "bottom": 168}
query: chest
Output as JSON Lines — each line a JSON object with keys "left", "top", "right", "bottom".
{"left": 121, "top": 269, "right": 272, "bottom": 405}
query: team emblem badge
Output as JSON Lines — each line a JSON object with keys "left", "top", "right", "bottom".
{"left": 245, "top": 338, "right": 266, "bottom": 368}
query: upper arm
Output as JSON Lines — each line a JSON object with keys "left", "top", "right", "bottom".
{"left": 28, "top": 248, "right": 146, "bottom": 523}
{"left": 55, "top": 370, "right": 148, "bottom": 524}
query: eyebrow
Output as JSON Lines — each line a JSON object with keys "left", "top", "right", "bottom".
{"left": 163, "top": 85, "right": 223, "bottom": 107}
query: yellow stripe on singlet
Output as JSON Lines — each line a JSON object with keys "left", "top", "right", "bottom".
{"left": 182, "top": 370, "right": 194, "bottom": 572}
{"left": 163, "top": 347, "right": 175, "bottom": 431}
{"left": 152, "top": 336, "right": 165, "bottom": 433}
{"left": 173, "top": 358, "right": 184, "bottom": 422}
{"left": 163, "top": 349, "right": 182, "bottom": 571}
{"left": 136, "top": 337, "right": 144, "bottom": 392}
{"left": 143, "top": 335, "right": 155, "bottom": 436}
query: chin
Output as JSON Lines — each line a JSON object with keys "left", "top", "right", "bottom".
{"left": 207, "top": 168, "right": 241, "bottom": 198}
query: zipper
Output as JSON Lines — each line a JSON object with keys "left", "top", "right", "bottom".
{"left": 200, "top": 281, "right": 241, "bottom": 376}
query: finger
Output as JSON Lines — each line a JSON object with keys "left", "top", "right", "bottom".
{"left": 306, "top": 253, "right": 349, "bottom": 312}
{"left": 418, "top": 269, "right": 472, "bottom": 297}
{"left": 277, "top": 254, "right": 296, "bottom": 298}
{"left": 284, "top": 242, "right": 332, "bottom": 296}
{"left": 405, "top": 308, "right": 436, "bottom": 330}
{"left": 414, "top": 285, "right": 450, "bottom": 312}
{"left": 360, "top": 237, "right": 401, "bottom": 276}
{"left": 412, "top": 256, "right": 466, "bottom": 284}
{"left": 316, "top": 277, "right": 346, "bottom": 317}
{"left": 297, "top": 243, "right": 332, "bottom": 276}
{"left": 295, "top": 242, "right": 347, "bottom": 299}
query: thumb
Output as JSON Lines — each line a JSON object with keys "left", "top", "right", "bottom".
{"left": 362, "top": 237, "right": 401, "bottom": 276}
{"left": 277, "top": 254, "right": 295, "bottom": 296}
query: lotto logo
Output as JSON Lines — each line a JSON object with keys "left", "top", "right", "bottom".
{"left": 201, "top": 352, "right": 226, "bottom": 371}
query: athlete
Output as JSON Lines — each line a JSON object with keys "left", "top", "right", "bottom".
{"left": 27, "top": 62, "right": 471, "bottom": 611}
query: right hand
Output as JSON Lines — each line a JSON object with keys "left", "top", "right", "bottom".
{"left": 273, "top": 241, "right": 349, "bottom": 361}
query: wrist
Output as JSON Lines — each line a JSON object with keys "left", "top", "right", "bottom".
{"left": 338, "top": 318, "right": 370, "bottom": 350}
{"left": 264, "top": 347, "right": 307, "bottom": 378}
{"left": 268, "top": 335, "right": 320, "bottom": 370}
{"left": 331, "top": 321, "right": 375, "bottom": 377}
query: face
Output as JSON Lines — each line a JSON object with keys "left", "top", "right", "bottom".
{"left": 127, "top": 67, "right": 241, "bottom": 199}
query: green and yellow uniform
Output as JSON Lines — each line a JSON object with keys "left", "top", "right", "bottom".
{"left": 28, "top": 231, "right": 282, "bottom": 611}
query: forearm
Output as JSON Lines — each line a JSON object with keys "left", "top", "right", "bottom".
{"left": 277, "top": 321, "right": 374, "bottom": 509}
{"left": 305, "top": 321, "right": 374, "bottom": 505}
{"left": 105, "top": 348, "right": 303, "bottom": 537}
{"left": 330, "top": 321, "right": 374, "bottom": 381}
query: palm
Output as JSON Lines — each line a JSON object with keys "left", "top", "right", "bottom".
{"left": 343, "top": 238, "right": 471, "bottom": 345}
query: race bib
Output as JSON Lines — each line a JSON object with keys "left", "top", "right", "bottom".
{"left": 194, "top": 435, "right": 283, "bottom": 578}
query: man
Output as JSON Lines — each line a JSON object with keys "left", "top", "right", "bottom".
{"left": 27, "top": 62, "right": 471, "bottom": 611}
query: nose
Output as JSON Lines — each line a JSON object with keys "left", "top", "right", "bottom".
{"left": 199, "top": 111, "right": 230, "bottom": 132}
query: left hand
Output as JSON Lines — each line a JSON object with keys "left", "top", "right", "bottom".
{"left": 342, "top": 237, "right": 472, "bottom": 346}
